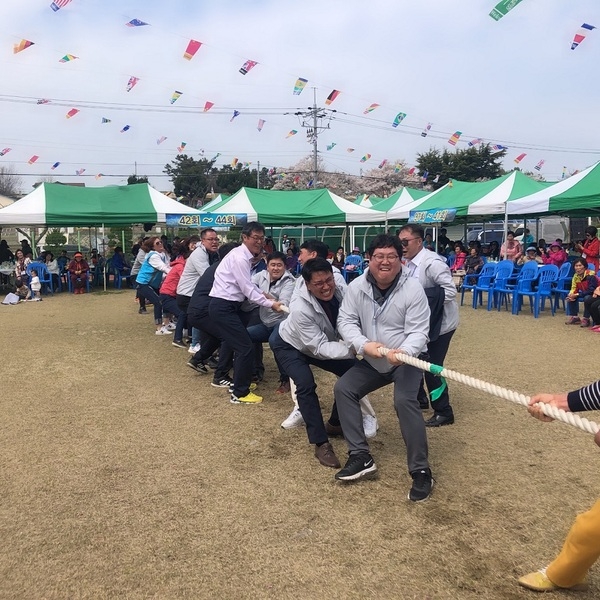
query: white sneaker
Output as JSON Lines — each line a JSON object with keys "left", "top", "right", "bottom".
{"left": 281, "top": 408, "right": 305, "bottom": 429}
{"left": 363, "top": 414, "right": 379, "bottom": 438}
{"left": 166, "top": 322, "right": 177, "bottom": 331}
{"left": 188, "top": 343, "right": 201, "bottom": 354}
{"left": 155, "top": 327, "right": 173, "bottom": 336}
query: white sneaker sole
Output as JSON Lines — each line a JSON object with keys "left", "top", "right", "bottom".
{"left": 281, "top": 416, "right": 305, "bottom": 429}
{"left": 407, "top": 479, "right": 435, "bottom": 502}
{"left": 335, "top": 463, "right": 378, "bottom": 481}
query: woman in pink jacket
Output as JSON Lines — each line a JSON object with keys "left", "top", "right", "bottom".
{"left": 543, "top": 240, "right": 568, "bottom": 268}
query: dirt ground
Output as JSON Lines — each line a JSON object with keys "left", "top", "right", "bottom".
{"left": 0, "top": 289, "right": 598, "bottom": 600}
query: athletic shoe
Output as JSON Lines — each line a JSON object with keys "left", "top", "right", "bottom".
{"left": 188, "top": 343, "right": 201, "bottom": 354}
{"left": 166, "top": 322, "right": 177, "bottom": 331}
{"left": 172, "top": 340, "right": 187, "bottom": 349}
{"left": 187, "top": 358, "right": 208, "bottom": 374}
{"left": 211, "top": 376, "right": 234, "bottom": 388}
{"left": 408, "top": 468, "right": 434, "bottom": 502}
{"left": 207, "top": 356, "right": 219, "bottom": 369}
{"left": 138, "top": 307, "right": 147, "bottom": 314}
{"left": 230, "top": 391, "right": 263, "bottom": 404}
{"left": 155, "top": 327, "right": 172, "bottom": 336}
{"left": 363, "top": 414, "right": 379, "bottom": 439}
{"left": 335, "top": 452, "right": 377, "bottom": 481}
{"left": 565, "top": 316, "right": 581, "bottom": 325}
{"left": 518, "top": 568, "right": 588, "bottom": 592}
{"left": 591, "top": 325, "right": 600, "bottom": 333}
{"left": 228, "top": 382, "right": 257, "bottom": 393}
{"left": 580, "top": 317, "right": 591, "bottom": 327}
{"left": 281, "top": 408, "right": 304, "bottom": 429}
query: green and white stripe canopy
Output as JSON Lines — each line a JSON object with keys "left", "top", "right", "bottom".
{"left": 0, "top": 183, "right": 202, "bottom": 226}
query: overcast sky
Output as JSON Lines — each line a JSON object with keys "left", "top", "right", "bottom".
{"left": 1, "top": 0, "right": 599, "bottom": 193}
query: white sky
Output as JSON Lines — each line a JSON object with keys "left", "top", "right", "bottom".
{"left": 0, "top": 0, "right": 599, "bottom": 192}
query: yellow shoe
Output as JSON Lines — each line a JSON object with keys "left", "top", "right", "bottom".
{"left": 518, "top": 568, "right": 588, "bottom": 592}
{"left": 230, "top": 391, "right": 263, "bottom": 404}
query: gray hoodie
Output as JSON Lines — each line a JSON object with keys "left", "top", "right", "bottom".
{"left": 251, "top": 269, "right": 296, "bottom": 327}
{"left": 338, "top": 269, "right": 430, "bottom": 373}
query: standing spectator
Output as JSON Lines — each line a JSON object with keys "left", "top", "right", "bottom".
{"left": 565, "top": 258, "right": 597, "bottom": 327}
{"left": 332, "top": 247, "right": 346, "bottom": 270}
{"left": 522, "top": 228, "right": 535, "bottom": 246}
{"left": 130, "top": 239, "right": 148, "bottom": 314}
{"left": 285, "top": 248, "right": 298, "bottom": 274}
{"left": 20, "top": 239, "right": 33, "bottom": 258}
{"left": 574, "top": 226, "right": 600, "bottom": 272}
{"left": 29, "top": 269, "right": 42, "bottom": 300}
{"left": 543, "top": 240, "right": 568, "bottom": 268}
{"left": 288, "top": 238, "right": 298, "bottom": 255}
{"left": 438, "top": 228, "right": 451, "bottom": 250}
{"left": 501, "top": 231, "right": 523, "bottom": 262}
{"left": 0, "top": 240, "right": 14, "bottom": 262}
{"left": 281, "top": 234, "right": 290, "bottom": 254}
{"left": 68, "top": 251, "right": 90, "bottom": 294}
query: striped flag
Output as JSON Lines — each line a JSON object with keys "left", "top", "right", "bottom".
{"left": 50, "top": 0, "right": 72, "bottom": 12}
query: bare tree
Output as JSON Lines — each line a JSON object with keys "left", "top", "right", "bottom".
{"left": 0, "top": 166, "right": 24, "bottom": 198}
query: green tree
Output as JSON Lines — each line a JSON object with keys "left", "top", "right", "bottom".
{"left": 44, "top": 228, "right": 67, "bottom": 255}
{"left": 215, "top": 164, "right": 257, "bottom": 194}
{"left": 164, "top": 155, "right": 216, "bottom": 205}
{"left": 127, "top": 175, "right": 149, "bottom": 185}
{"left": 107, "top": 227, "right": 133, "bottom": 255}
{"left": 0, "top": 165, "right": 23, "bottom": 198}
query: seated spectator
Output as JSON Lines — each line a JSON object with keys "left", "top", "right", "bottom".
{"left": 544, "top": 240, "right": 568, "bottom": 268}
{"left": 537, "top": 238, "right": 548, "bottom": 259}
{"left": 45, "top": 252, "right": 61, "bottom": 289}
{"left": 501, "top": 231, "right": 522, "bottom": 262}
{"left": 585, "top": 285, "right": 600, "bottom": 332}
{"left": 20, "top": 239, "right": 33, "bottom": 257}
{"left": 518, "top": 246, "right": 544, "bottom": 266}
{"left": 451, "top": 243, "right": 467, "bottom": 272}
{"left": 112, "top": 246, "right": 131, "bottom": 278}
{"left": 13, "top": 249, "right": 30, "bottom": 287}
{"left": 68, "top": 251, "right": 90, "bottom": 294}
{"left": 285, "top": 248, "right": 298, "bottom": 274}
{"left": 565, "top": 258, "right": 597, "bottom": 327}
{"left": 489, "top": 240, "right": 501, "bottom": 261}
{"left": 0, "top": 240, "right": 14, "bottom": 263}
{"left": 464, "top": 247, "right": 484, "bottom": 284}
{"left": 332, "top": 247, "right": 345, "bottom": 270}
{"left": 423, "top": 233, "right": 435, "bottom": 250}
{"left": 57, "top": 250, "right": 69, "bottom": 272}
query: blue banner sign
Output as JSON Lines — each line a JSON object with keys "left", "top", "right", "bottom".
{"left": 408, "top": 208, "right": 457, "bottom": 224}
{"left": 166, "top": 213, "right": 248, "bottom": 228}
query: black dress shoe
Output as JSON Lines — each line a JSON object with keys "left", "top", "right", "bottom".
{"left": 425, "top": 414, "right": 455, "bottom": 427}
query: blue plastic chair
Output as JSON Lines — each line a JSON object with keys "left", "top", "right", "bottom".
{"left": 485, "top": 261, "right": 516, "bottom": 311}
{"left": 342, "top": 255, "right": 364, "bottom": 282}
{"left": 472, "top": 264, "right": 500, "bottom": 309}
{"left": 26, "top": 262, "right": 54, "bottom": 295}
{"left": 460, "top": 262, "right": 497, "bottom": 306}
{"left": 514, "top": 264, "right": 558, "bottom": 317}
{"left": 551, "top": 262, "right": 573, "bottom": 311}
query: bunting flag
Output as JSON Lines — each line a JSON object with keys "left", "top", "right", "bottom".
{"left": 243, "top": 162, "right": 252, "bottom": 167}
{"left": 562, "top": 166, "right": 567, "bottom": 179}
{"left": 307, "top": 179, "right": 314, "bottom": 188}
{"left": 120, "top": 125, "right": 130, "bottom": 133}
{"left": 326, "top": 143, "right": 336, "bottom": 151}
{"left": 392, "top": 112, "right": 407, "bottom": 128}
{"left": 325, "top": 89, "right": 340, "bottom": 105}
{"left": 534, "top": 159, "right": 545, "bottom": 171}
{"left": 203, "top": 101, "right": 214, "bottom": 112}
{"left": 378, "top": 159, "right": 388, "bottom": 169}
{"left": 37, "top": 99, "right": 51, "bottom": 104}
{"left": 347, "top": 148, "right": 355, "bottom": 153}
{"left": 363, "top": 103, "right": 380, "bottom": 114}
{"left": 421, "top": 122, "right": 432, "bottom": 137}
{"left": 75, "top": 168, "right": 85, "bottom": 176}
{"left": 231, "top": 158, "right": 238, "bottom": 167}
{"left": 126, "top": 76, "right": 139, "bottom": 92}
{"left": 66, "top": 108, "right": 79, "bottom": 119}
{"left": 170, "top": 90, "right": 182, "bottom": 104}
{"left": 28, "top": 155, "right": 39, "bottom": 164}
{"left": 95, "top": 173, "right": 104, "bottom": 180}
{"left": 285, "top": 130, "right": 298, "bottom": 138}
{"left": 514, "top": 152, "right": 527, "bottom": 164}
{"left": 491, "top": 144, "right": 508, "bottom": 153}
{"left": 433, "top": 174, "right": 440, "bottom": 183}
{"left": 239, "top": 59, "right": 258, "bottom": 75}
{"left": 293, "top": 77, "right": 308, "bottom": 95}
{"left": 59, "top": 54, "right": 78, "bottom": 63}
{"left": 50, "top": 162, "right": 60, "bottom": 170}
{"left": 257, "top": 119, "right": 265, "bottom": 132}
{"left": 489, "top": 0, "right": 526, "bottom": 21}
{"left": 230, "top": 110, "right": 240, "bottom": 122}
{"left": 101, "top": 117, "right": 111, "bottom": 124}
{"left": 360, "top": 154, "right": 371, "bottom": 163}
{"left": 211, "top": 152, "right": 221, "bottom": 161}
{"left": 126, "top": 19, "right": 149, "bottom": 27}
{"left": 421, "top": 170, "right": 429, "bottom": 182}
{"left": 571, "top": 23, "right": 596, "bottom": 50}
{"left": 394, "top": 163, "right": 401, "bottom": 173}
{"left": 177, "top": 142, "right": 187, "bottom": 152}
{"left": 0, "top": 148, "right": 12, "bottom": 156}
{"left": 14, "top": 39, "right": 34, "bottom": 54}
{"left": 50, "top": 0, "right": 72, "bottom": 12}
{"left": 448, "top": 131, "right": 462, "bottom": 146}
{"left": 183, "top": 39, "right": 202, "bottom": 60}
{"left": 408, "top": 167, "right": 416, "bottom": 175}
{"left": 468, "top": 138, "right": 483, "bottom": 147}
{"left": 157, "top": 136, "right": 167, "bottom": 145}
{"left": 293, "top": 175, "right": 300, "bottom": 184}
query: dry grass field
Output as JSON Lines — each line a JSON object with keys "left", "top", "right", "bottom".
{"left": 0, "top": 289, "right": 598, "bottom": 599}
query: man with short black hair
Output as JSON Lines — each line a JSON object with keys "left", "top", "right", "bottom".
{"left": 297, "top": 239, "right": 346, "bottom": 291}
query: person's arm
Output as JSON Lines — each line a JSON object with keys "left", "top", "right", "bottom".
{"left": 586, "top": 238, "right": 600, "bottom": 259}
{"left": 529, "top": 380, "right": 600, "bottom": 420}
{"left": 229, "top": 254, "right": 276, "bottom": 309}
{"left": 427, "top": 258, "right": 457, "bottom": 304}
{"left": 147, "top": 252, "right": 171, "bottom": 274}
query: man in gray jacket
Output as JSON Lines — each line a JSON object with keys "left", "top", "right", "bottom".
{"left": 334, "top": 234, "right": 434, "bottom": 502}
{"left": 398, "top": 224, "right": 459, "bottom": 427}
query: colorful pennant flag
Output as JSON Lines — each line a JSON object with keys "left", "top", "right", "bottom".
{"left": 101, "top": 117, "right": 111, "bottom": 124}
{"left": 157, "top": 136, "right": 167, "bottom": 145}
{"left": 534, "top": 159, "right": 545, "bottom": 171}
{"left": 230, "top": 110, "right": 240, "bottom": 122}
{"left": 177, "top": 142, "right": 187, "bottom": 152}
{"left": 14, "top": 39, "right": 34, "bottom": 54}
{"left": 326, "top": 143, "right": 337, "bottom": 151}
{"left": 378, "top": 159, "right": 388, "bottom": 169}
{"left": 243, "top": 162, "right": 252, "bottom": 168}
{"left": 325, "top": 89, "right": 340, "bottom": 105}
{"left": 95, "top": 173, "right": 104, "bottom": 180}
{"left": 394, "top": 163, "right": 401, "bottom": 173}
{"left": 37, "top": 99, "right": 51, "bottom": 105}
{"left": 75, "top": 168, "right": 85, "bottom": 176}
{"left": 408, "top": 167, "right": 416, "bottom": 175}
{"left": 491, "top": 144, "right": 508, "bottom": 153}
{"left": 571, "top": 23, "right": 596, "bottom": 50}
{"left": 28, "top": 155, "right": 39, "bottom": 164}
{"left": 363, "top": 103, "right": 380, "bottom": 114}
{"left": 489, "top": 0, "right": 526, "bottom": 21}
{"left": 66, "top": 108, "right": 79, "bottom": 119}
{"left": 50, "top": 0, "right": 72, "bottom": 12}
{"left": 126, "top": 76, "right": 139, "bottom": 92}
{"left": 347, "top": 148, "right": 355, "bottom": 153}
{"left": 392, "top": 112, "right": 407, "bottom": 128}
{"left": 293, "top": 77, "right": 308, "bottom": 95}
{"left": 0, "top": 148, "right": 12, "bottom": 156}
{"left": 257, "top": 119, "right": 265, "bottom": 132}
{"left": 239, "top": 59, "right": 258, "bottom": 75}
{"left": 448, "top": 131, "right": 462, "bottom": 146}
{"left": 360, "top": 154, "right": 371, "bottom": 163}
{"left": 562, "top": 166, "right": 567, "bottom": 179}
{"left": 468, "top": 138, "right": 482, "bottom": 147}
{"left": 231, "top": 158, "right": 238, "bottom": 167}
{"left": 514, "top": 153, "right": 527, "bottom": 164}
{"left": 307, "top": 180, "right": 314, "bottom": 188}
{"left": 286, "top": 130, "right": 298, "bottom": 138}
{"left": 120, "top": 125, "right": 130, "bottom": 133}
{"left": 421, "top": 170, "right": 429, "bottom": 182}
{"left": 433, "top": 174, "right": 440, "bottom": 183}
{"left": 126, "top": 19, "right": 149, "bottom": 27}
{"left": 421, "top": 123, "right": 432, "bottom": 137}
{"left": 211, "top": 153, "right": 221, "bottom": 161}
{"left": 50, "top": 162, "right": 60, "bottom": 170}
{"left": 293, "top": 175, "right": 300, "bottom": 184}
{"left": 203, "top": 101, "right": 214, "bottom": 112}
{"left": 170, "top": 91, "right": 182, "bottom": 104}
{"left": 183, "top": 39, "right": 202, "bottom": 60}
{"left": 59, "top": 54, "right": 78, "bottom": 63}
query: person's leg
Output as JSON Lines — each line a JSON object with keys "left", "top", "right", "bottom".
{"left": 140, "top": 285, "right": 163, "bottom": 326}
{"left": 588, "top": 297, "right": 600, "bottom": 325}
{"left": 160, "top": 295, "right": 184, "bottom": 341}
{"left": 424, "top": 330, "right": 455, "bottom": 422}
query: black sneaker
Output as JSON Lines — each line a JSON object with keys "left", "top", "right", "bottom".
{"left": 172, "top": 340, "right": 188, "bottom": 349}
{"left": 138, "top": 307, "right": 148, "bottom": 314}
{"left": 408, "top": 468, "right": 434, "bottom": 502}
{"left": 211, "top": 376, "right": 234, "bottom": 388}
{"left": 187, "top": 358, "right": 208, "bottom": 374}
{"left": 335, "top": 452, "right": 377, "bottom": 481}
{"left": 207, "top": 357, "right": 219, "bottom": 370}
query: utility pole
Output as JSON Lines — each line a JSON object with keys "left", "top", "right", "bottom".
{"left": 257, "top": 160, "right": 260, "bottom": 189}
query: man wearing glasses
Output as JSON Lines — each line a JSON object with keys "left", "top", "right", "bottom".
{"left": 209, "top": 222, "right": 284, "bottom": 404}
{"left": 398, "top": 224, "right": 459, "bottom": 427}
{"left": 334, "top": 234, "right": 433, "bottom": 501}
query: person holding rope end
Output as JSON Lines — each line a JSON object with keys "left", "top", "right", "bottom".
{"left": 518, "top": 382, "right": 600, "bottom": 592}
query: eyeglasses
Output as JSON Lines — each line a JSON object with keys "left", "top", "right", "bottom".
{"left": 204, "top": 237, "right": 219, "bottom": 242}
{"left": 248, "top": 235, "right": 265, "bottom": 242}
{"left": 309, "top": 275, "right": 335, "bottom": 289}
{"left": 154, "top": 241, "right": 163, "bottom": 246}
{"left": 371, "top": 253, "right": 400, "bottom": 262}
{"left": 399, "top": 237, "right": 420, "bottom": 247}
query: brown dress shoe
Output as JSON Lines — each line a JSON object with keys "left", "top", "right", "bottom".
{"left": 324, "top": 421, "right": 343, "bottom": 437}
{"left": 314, "top": 442, "right": 341, "bottom": 468}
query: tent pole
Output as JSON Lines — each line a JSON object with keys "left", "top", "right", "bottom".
{"left": 103, "top": 224, "right": 107, "bottom": 292}
{"left": 77, "top": 229, "right": 81, "bottom": 252}
{"left": 122, "top": 230, "right": 125, "bottom": 254}
{"left": 502, "top": 203, "right": 509, "bottom": 260}
{"left": 31, "top": 228, "right": 36, "bottom": 258}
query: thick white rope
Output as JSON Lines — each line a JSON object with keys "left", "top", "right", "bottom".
{"left": 375, "top": 347, "right": 600, "bottom": 436}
